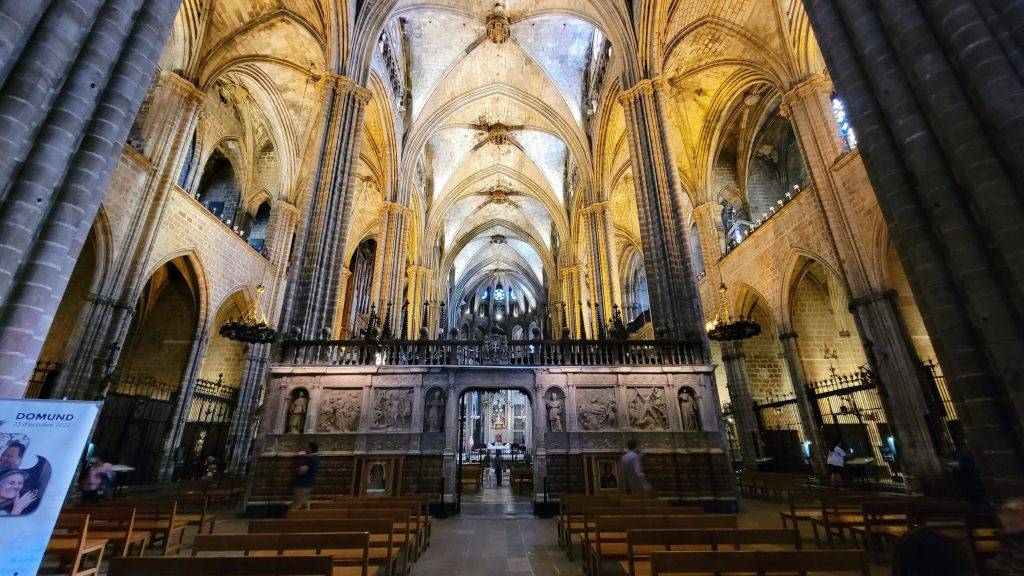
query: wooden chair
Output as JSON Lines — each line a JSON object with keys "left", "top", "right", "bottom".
{"left": 250, "top": 518, "right": 401, "bottom": 576}
{"left": 509, "top": 465, "right": 533, "bottom": 494}
{"left": 649, "top": 550, "right": 871, "bottom": 576}
{"left": 76, "top": 506, "right": 150, "bottom": 557}
{"left": 176, "top": 494, "right": 217, "bottom": 534}
{"left": 81, "top": 499, "right": 186, "bottom": 555}
{"left": 624, "top": 528, "right": 802, "bottom": 576}
{"left": 586, "top": 514, "right": 738, "bottom": 576}
{"left": 46, "top": 514, "right": 107, "bottom": 576}
{"left": 580, "top": 506, "right": 704, "bottom": 569}
{"left": 192, "top": 532, "right": 376, "bottom": 576}
{"left": 108, "top": 556, "right": 334, "bottom": 575}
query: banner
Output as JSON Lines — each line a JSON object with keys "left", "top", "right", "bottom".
{"left": 0, "top": 399, "right": 101, "bottom": 576}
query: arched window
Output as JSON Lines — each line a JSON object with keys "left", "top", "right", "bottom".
{"left": 247, "top": 201, "right": 271, "bottom": 253}
{"left": 196, "top": 149, "right": 242, "bottom": 225}
{"left": 832, "top": 97, "right": 858, "bottom": 151}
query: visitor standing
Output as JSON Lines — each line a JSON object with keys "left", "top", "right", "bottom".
{"left": 493, "top": 450, "right": 504, "bottom": 487}
{"left": 292, "top": 442, "right": 320, "bottom": 510}
{"left": 80, "top": 456, "right": 114, "bottom": 503}
{"left": 827, "top": 439, "right": 848, "bottom": 488}
{"left": 619, "top": 438, "right": 652, "bottom": 494}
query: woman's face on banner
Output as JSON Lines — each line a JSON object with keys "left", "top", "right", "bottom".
{"left": 0, "top": 472, "right": 24, "bottom": 499}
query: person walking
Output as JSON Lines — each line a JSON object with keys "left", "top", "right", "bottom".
{"left": 619, "top": 438, "right": 652, "bottom": 495}
{"left": 292, "top": 442, "right": 320, "bottom": 510}
{"left": 493, "top": 450, "right": 504, "bottom": 487}
{"left": 827, "top": 439, "right": 848, "bottom": 488}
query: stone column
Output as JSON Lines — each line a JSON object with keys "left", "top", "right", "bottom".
{"left": 371, "top": 201, "right": 411, "bottom": 334}
{"left": 784, "top": 74, "right": 945, "bottom": 489}
{"left": 559, "top": 266, "right": 581, "bottom": 336}
{"left": 804, "top": 0, "right": 1024, "bottom": 499}
{"left": 691, "top": 202, "right": 724, "bottom": 264}
{"left": 581, "top": 202, "right": 620, "bottom": 320}
{"left": 779, "top": 332, "right": 827, "bottom": 477}
{"left": 618, "top": 78, "right": 705, "bottom": 340}
{"left": 226, "top": 343, "right": 270, "bottom": 473}
{"left": 720, "top": 341, "right": 762, "bottom": 469}
{"left": 333, "top": 268, "right": 353, "bottom": 339}
{"left": 159, "top": 328, "right": 209, "bottom": 482}
{"left": 55, "top": 72, "right": 205, "bottom": 400}
{"left": 289, "top": 75, "right": 371, "bottom": 340}
{"left": 263, "top": 201, "right": 300, "bottom": 321}
{"left": 0, "top": 0, "right": 182, "bottom": 398}
{"left": 406, "top": 266, "right": 433, "bottom": 339}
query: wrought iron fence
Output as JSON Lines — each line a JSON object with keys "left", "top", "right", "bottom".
{"left": 25, "top": 361, "right": 61, "bottom": 398}
{"left": 281, "top": 338, "right": 706, "bottom": 367}
{"left": 188, "top": 374, "right": 238, "bottom": 423}
{"left": 752, "top": 391, "right": 807, "bottom": 473}
{"left": 107, "top": 372, "right": 177, "bottom": 401}
{"left": 919, "top": 359, "right": 963, "bottom": 453}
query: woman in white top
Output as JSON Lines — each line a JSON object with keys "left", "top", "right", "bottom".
{"left": 827, "top": 440, "right": 848, "bottom": 487}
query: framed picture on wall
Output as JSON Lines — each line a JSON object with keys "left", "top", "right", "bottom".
{"left": 354, "top": 455, "right": 404, "bottom": 497}
{"left": 592, "top": 457, "right": 621, "bottom": 493}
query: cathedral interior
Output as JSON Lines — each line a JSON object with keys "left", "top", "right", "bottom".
{"left": 2, "top": 0, "right": 1024, "bottom": 573}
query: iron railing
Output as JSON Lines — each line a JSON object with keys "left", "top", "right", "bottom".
{"left": 26, "top": 361, "right": 61, "bottom": 398}
{"left": 188, "top": 374, "right": 238, "bottom": 423}
{"left": 107, "top": 372, "right": 177, "bottom": 401}
{"left": 280, "top": 338, "right": 706, "bottom": 367}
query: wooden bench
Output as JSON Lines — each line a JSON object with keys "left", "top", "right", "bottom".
{"left": 250, "top": 518, "right": 402, "bottom": 576}
{"left": 81, "top": 499, "right": 187, "bottom": 555}
{"left": 808, "top": 495, "right": 916, "bottom": 547}
{"left": 509, "top": 466, "right": 533, "bottom": 495}
{"left": 623, "top": 528, "right": 802, "bottom": 576}
{"left": 560, "top": 497, "right": 661, "bottom": 559}
{"left": 109, "top": 556, "right": 334, "bottom": 575}
{"left": 580, "top": 506, "right": 704, "bottom": 569}
{"left": 737, "top": 471, "right": 809, "bottom": 500}
{"left": 288, "top": 508, "right": 415, "bottom": 571}
{"left": 315, "top": 499, "right": 430, "bottom": 556}
{"left": 332, "top": 494, "right": 433, "bottom": 547}
{"left": 46, "top": 514, "right": 107, "bottom": 576}
{"left": 460, "top": 464, "right": 482, "bottom": 492}
{"left": 193, "top": 532, "right": 376, "bottom": 576}
{"left": 176, "top": 494, "right": 217, "bottom": 534}
{"left": 586, "top": 514, "right": 738, "bottom": 576}
{"left": 75, "top": 506, "right": 150, "bottom": 557}
{"left": 649, "top": 550, "right": 871, "bottom": 576}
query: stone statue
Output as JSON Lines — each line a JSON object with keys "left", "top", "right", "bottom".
{"left": 577, "top": 388, "right": 617, "bottom": 431}
{"left": 317, "top": 390, "right": 361, "bottom": 432}
{"left": 286, "top": 389, "right": 308, "bottom": 434}
{"left": 679, "top": 387, "right": 702, "bottom": 431}
{"left": 545, "top": 389, "right": 565, "bottom": 432}
{"left": 424, "top": 389, "right": 445, "bottom": 433}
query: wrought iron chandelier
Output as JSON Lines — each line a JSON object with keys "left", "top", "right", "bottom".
{"left": 220, "top": 285, "right": 277, "bottom": 343}
{"left": 705, "top": 283, "right": 761, "bottom": 342}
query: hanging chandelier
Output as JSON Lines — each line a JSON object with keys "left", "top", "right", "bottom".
{"left": 705, "top": 283, "right": 761, "bottom": 342}
{"left": 220, "top": 285, "right": 277, "bottom": 343}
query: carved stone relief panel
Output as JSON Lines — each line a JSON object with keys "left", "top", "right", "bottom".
{"left": 576, "top": 387, "right": 618, "bottom": 431}
{"left": 627, "top": 387, "right": 669, "bottom": 430}
{"left": 317, "top": 389, "right": 363, "bottom": 432}
{"left": 370, "top": 387, "right": 414, "bottom": 430}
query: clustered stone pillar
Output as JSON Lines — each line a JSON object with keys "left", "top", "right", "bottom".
{"left": 406, "top": 266, "right": 433, "bottom": 339}
{"left": 371, "top": 200, "right": 411, "bottom": 335}
{"left": 225, "top": 342, "right": 270, "bottom": 473}
{"left": 779, "top": 332, "right": 827, "bottom": 477}
{"left": 691, "top": 202, "right": 725, "bottom": 263}
{"left": 618, "top": 77, "right": 705, "bottom": 339}
{"left": 289, "top": 75, "right": 371, "bottom": 341}
{"left": 720, "top": 341, "right": 762, "bottom": 469}
{"left": 57, "top": 71, "right": 205, "bottom": 400}
{"left": 581, "top": 202, "right": 619, "bottom": 320}
{"left": 802, "top": 0, "right": 1024, "bottom": 499}
{"left": 783, "top": 74, "right": 945, "bottom": 489}
{"left": 559, "top": 265, "right": 582, "bottom": 336}
{"left": 0, "top": 0, "right": 182, "bottom": 398}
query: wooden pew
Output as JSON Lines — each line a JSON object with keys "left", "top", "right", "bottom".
{"left": 192, "top": 532, "right": 376, "bottom": 576}
{"left": 460, "top": 464, "right": 482, "bottom": 493}
{"left": 509, "top": 465, "right": 533, "bottom": 495}
{"left": 808, "top": 495, "right": 916, "bottom": 547}
{"left": 559, "top": 497, "right": 661, "bottom": 559}
{"left": 580, "top": 506, "right": 704, "bottom": 568}
{"left": 586, "top": 514, "right": 738, "bottom": 576}
{"left": 314, "top": 499, "right": 429, "bottom": 556}
{"left": 46, "top": 514, "right": 107, "bottom": 576}
{"left": 331, "top": 494, "right": 433, "bottom": 548}
{"left": 108, "top": 556, "right": 334, "bottom": 575}
{"left": 176, "top": 494, "right": 217, "bottom": 535}
{"left": 288, "top": 508, "right": 414, "bottom": 571}
{"left": 623, "top": 528, "right": 802, "bottom": 576}
{"left": 737, "top": 471, "right": 810, "bottom": 500}
{"left": 649, "top": 550, "right": 871, "bottom": 576}
{"left": 250, "top": 518, "right": 402, "bottom": 576}
{"left": 76, "top": 507, "right": 150, "bottom": 557}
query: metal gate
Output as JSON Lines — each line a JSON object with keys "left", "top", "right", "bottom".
{"left": 178, "top": 375, "right": 238, "bottom": 479}
{"left": 752, "top": 392, "right": 806, "bottom": 473}
{"left": 92, "top": 374, "right": 178, "bottom": 485}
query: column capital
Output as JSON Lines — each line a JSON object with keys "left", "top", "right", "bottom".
{"left": 780, "top": 73, "right": 833, "bottom": 117}
{"left": 272, "top": 200, "right": 300, "bottom": 217}
{"left": 778, "top": 330, "right": 799, "bottom": 341}
{"left": 692, "top": 201, "right": 723, "bottom": 218}
{"left": 848, "top": 290, "right": 896, "bottom": 311}
{"left": 617, "top": 76, "right": 670, "bottom": 105}
{"left": 579, "top": 201, "right": 610, "bottom": 216}
{"left": 160, "top": 70, "right": 205, "bottom": 104}
{"left": 321, "top": 73, "right": 372, "bottom": 104}
{"left": 381, "top": 200, "right": 413, "bottom": 216}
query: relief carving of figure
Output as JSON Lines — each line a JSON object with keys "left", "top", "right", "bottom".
{"left": 577, "top": 388, "right": 617, "bottom": 431}
{"left": 678, "top": 387, "right": 702, "bottom": 431}
{"left": 317, "top": 390, "right": 361, "bottom": 432}
{"left": 372, "top": 388, "right": 413, "bottom": 430}
{"left": 424, "top": 389, "right": 446, "bottom": 433}
{"left": 286, "top": 389, "right": 309, "bottom": 434}
{"left": 545, "top": 389, "right": 565, "bottom": 432}
{"left": 629, "top": 387, "right": 668, "bottom": 430}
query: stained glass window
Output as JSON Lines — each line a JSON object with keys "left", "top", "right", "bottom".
{"left": 832, "top": 97, "right": 858, "bottom": 151}
{"left": 494, "top": 287, "right": 505, "bottom": 301}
